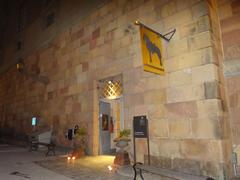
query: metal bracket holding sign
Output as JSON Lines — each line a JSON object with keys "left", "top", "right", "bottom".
{"left": 133, "top": 115, "right": 150, "bottom": 165}
{"left": 134, "top": 21, "right": 176, "bottom": 42}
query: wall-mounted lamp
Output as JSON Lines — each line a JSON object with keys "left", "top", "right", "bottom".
{"left": 16, "top": 61, "right": 24, "bottom": 72}
{"left": 16, "top": 58, "right": 49, "bottom": 85}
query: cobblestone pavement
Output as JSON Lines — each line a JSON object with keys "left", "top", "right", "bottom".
{"left": 35, "top": 156, "right": 132, "bottom": 180}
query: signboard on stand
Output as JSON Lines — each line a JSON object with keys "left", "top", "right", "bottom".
{"left": 133, "top": 115, "right": 150, "bottom": 165}
{"left": 133, "top": 116, "right": 148, "bottom": 138}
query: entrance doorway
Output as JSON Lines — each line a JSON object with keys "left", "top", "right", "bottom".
{"left": 97, "top": 75, "right": 124, "bottom": 155}
{"left": 98, "top": 97, "right": 124, "bottom": 155}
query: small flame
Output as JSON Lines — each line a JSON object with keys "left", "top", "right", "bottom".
{"left": 67, "top": 157, "right": 71, "bottom": 160}
{"left": 72, "top": 156, "right": 76, "bottom": 160}
{"left": 108, "top": 165, "right": 113, "bottom": 171}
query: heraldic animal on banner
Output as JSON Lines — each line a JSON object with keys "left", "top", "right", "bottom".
{"left": 139, "top": 25, "right": 165, "bottom": 75}
{"left": 143, "top": 34, "right": 162, "bottom": 66}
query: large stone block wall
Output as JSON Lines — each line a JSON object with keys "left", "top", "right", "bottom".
{"left": 130, "top": 1, "right": 229, "bottom": 179}
{"left": 217, "top": 0, "right": 240, "bottom": 174}
{"left": 0, "top": 0, "right": 234, "bottom": 179}
{"left": 218, "top": 0, "right": 240, "bottom": 145}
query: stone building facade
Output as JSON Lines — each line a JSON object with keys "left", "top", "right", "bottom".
{"left": 0, "top": 0, "right": 239, "bottom": 179}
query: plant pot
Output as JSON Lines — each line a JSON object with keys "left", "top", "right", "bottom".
{"left": 113, "top": 138, "right": 131, "bottom": 166}
{"left": 116, "top": 139, "right": 129, "bottom": 148}
{"left": 114, "top": 137, "right": 130, "bottom": 152}
{"left": 72, "top": 147, "right": 85, "bottom": 158}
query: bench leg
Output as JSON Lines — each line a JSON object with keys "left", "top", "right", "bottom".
{"left": 29, "top": 143, "right": 38, "bottom": 152}
{"left": 53, "top": 147, "right": 55, "bottom": 155}
{"left": 139, "top": 169, "right": 144, "bottom": 180}
{"left": 46, "top": 149, "right": 49, "bottom": 156}
{"left": 133, "top": 163, "right": 138, "bottom": 180}
{"left": 46, "top": 147, "right": 52, "bottom": 156}
{"left": 133, "top": 162, "right": 145, "bottom": 180}
{"left": 46, "top": 145, "right": 55, "bottom": 156}
{"left": 51, "top": 146, "right": 56, "bottom": 156}
{"left": 34, "top": 144, "right": 38, "bottom": 151}
{"left": 29, "top": 143, "right": 33, "bottom": 152}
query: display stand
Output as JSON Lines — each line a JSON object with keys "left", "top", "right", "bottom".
{"left": 133, "top": 115, "right": 150, "bottom": 165}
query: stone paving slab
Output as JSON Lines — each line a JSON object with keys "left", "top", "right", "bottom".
{"left": 0, "top": 144, "right": 72, "bottom": 180}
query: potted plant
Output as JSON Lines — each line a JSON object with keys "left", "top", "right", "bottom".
{"left": 72, "top": 126, "right": 87, "bottom": 158}
{"left": 114, "top": 129, "right": 131, "bottom": 166}
{"left": 114, "top": 129, "right": 131, "bottom": 150}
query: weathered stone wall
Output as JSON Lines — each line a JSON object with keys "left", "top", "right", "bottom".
{"left": 137, "top": 1, "right": 229, "bottom": 179}
{"left": 0, "top": 0, "right": 234, "bottom": 179}
{"left": 217, "top": 0, "right": 240, "bottom": 174}
{"left": 0, "top": 0, "right": 110, "bottom": 74}
{"left": 218, "top": 0, "right": 240, "bottom": 145}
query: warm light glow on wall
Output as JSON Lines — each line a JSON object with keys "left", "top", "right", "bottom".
{"left": 103, "top": 80, "right": 122, "bottom": 100}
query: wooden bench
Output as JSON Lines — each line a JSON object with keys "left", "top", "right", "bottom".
{"left": 133, "top": 163, "right": 214, "bottom": 180}
{"left": 29, "top": 140, "right": 56, "bottom": 156}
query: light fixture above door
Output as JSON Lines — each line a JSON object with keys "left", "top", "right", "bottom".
{"left": 103, "top": 80, "right": 122, "bottom": 100}
{"left": 98, "top": 75, "right": 123, "bottom": 100}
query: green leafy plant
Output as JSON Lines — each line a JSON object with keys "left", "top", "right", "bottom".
{"left": 72, "top": 126, "right": 87, "bottom": 157}
{"left": 75, "top": 127, "right": 87, "bottom": 137}
{"left": 119, "top": 129, "right": 131, "bottom": 138}
{"left": 74, "top": 127, "right": 87, "bottom": 149}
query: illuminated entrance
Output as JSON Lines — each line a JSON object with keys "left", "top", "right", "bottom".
{"left": 98, "top": 75, "right": 124, "bottom": 155}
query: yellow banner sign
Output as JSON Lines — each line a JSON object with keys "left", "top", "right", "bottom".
{"left": 140, "top": 25, "right": 164, "bottom": 75}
